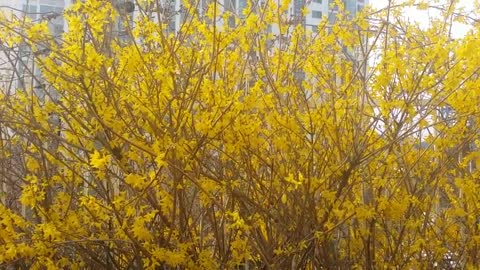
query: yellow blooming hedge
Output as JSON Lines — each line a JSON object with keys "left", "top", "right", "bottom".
{"left": 1, "top": 0, "right": 480, "bottom": 268}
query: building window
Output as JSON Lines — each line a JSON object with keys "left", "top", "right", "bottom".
{"left": 22, "top": 4, "right": 37, "bottom": 20}
{"left": 238, "top": 0, "right": 247, "bottom": 18}
{"left": 313, "top": 0, "right": 322, "bottom": 3}
{"left": 39, "top": 5, "right": 64, "bottom": 36}
{"left": 312, "top": 10, "right": 322, "bottom": 18}
{"left": 293, "top": 0, "right": 303, "bottom": 15}
{"left": 329, "top": 0, "right": 339, "bottom": 11}
{"left": 311, "top": 25, "right": 318, "bottom": 33}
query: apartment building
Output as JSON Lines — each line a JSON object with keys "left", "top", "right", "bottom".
{"left": 156, "top": 0, "right": 368, "bottom": 33}
{"left": 0, "top": 0, "right": 65, "bottom": 95}
{"left": 0, "top": 0, "right": 368, "bottom": 92}
{"left": 0, "top": 0, "right": 65, "bottom": 212}
{"left": 0, "top": 0, "right": 368, "bottom": 228}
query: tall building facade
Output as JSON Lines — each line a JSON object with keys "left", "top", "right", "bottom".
{"left": 0, "top": 0, "right": 66, "bottom": 211}
{"left": 303, "top": 0, "right": 367, "bottom": 32}
{"left": 0, "top": 0, "right": 66, "bottom": 92}
{"left": 156, "top": 0, "right": 368, "bottom": 35}
{"left": 0, "top": 0, "right": 369, "bottom": 225}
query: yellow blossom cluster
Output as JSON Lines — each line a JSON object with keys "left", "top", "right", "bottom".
{"left": 0, "top": 0, "right": 480, "bottom": 268}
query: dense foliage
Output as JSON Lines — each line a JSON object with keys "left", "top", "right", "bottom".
{"left": 1, "top": 0, "right": 480, "bottom": 268}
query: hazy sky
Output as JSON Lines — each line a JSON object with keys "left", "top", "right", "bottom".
{"left": 370, "top": 0, "right": 475, "bottom": 38}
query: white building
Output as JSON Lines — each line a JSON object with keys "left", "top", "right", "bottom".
{"left": 0, "top": 0, "right": 368, "bottom": 93}
{"left": 156, "top": 0, "right": 368, "bottom": 34}
{"left": 0, "top": 0, "right": 65, "bottom": 93}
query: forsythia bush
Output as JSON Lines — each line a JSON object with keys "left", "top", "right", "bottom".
{"left": 1, "top": 0, "right": 480, "bottom": 268}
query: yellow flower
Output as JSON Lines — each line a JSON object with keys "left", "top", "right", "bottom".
{"left": 90, "top": 150, "right": 110, "bottom": 169}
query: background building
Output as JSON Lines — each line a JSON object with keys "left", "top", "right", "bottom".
{"left": 0, "top": 0, "right": 369, "bottom": 197}
{"left": 0, "top": 0, "right": 65, "bottom": 93}
{"left": 0, "top": 0, "right": 368, "bottom": 93}
{"left": 155, "top": 0, "right": 368, "bottom": 34}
